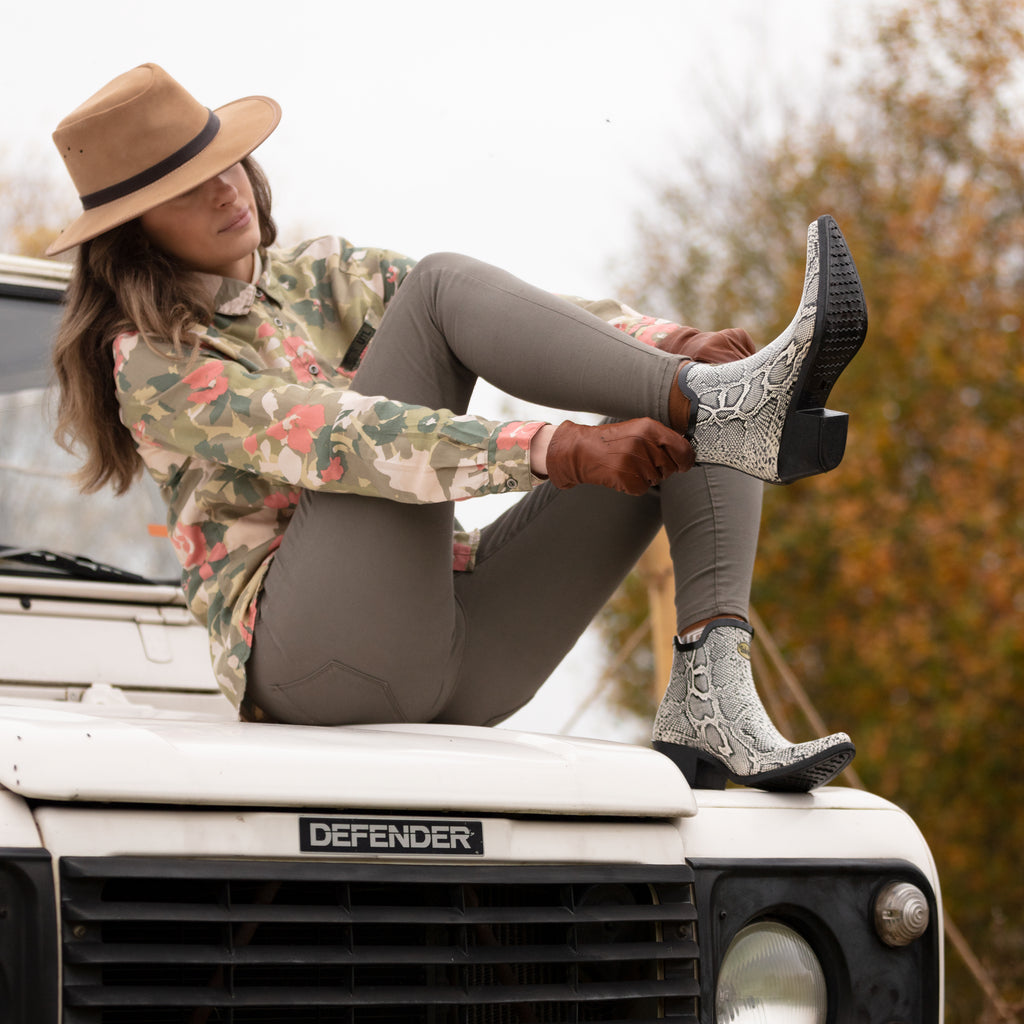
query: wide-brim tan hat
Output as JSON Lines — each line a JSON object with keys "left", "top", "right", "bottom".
{"left": 46, "top": 63, "right": 281, "bottom": 256}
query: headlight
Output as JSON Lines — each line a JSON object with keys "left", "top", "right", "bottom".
{"left": 716, "top": 921, "right": 827, "bottom": 1023}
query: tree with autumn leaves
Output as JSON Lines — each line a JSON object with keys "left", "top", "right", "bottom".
{"left": 0, "top": 160, "right": 72, "bottom": 258}
{"left": 601, "top": 0, "right": 1024, "bottom": 1018}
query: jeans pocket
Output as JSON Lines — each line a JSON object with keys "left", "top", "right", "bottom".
{"left": 269, "top": 659, "right": 408, "bottom": 726}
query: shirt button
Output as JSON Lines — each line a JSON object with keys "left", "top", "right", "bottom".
{"left": 504, "top": 478, "right": 517, "bottom": 490}
{"left": 274, "top": 318, "right": 284, "bottom": 327}
{"left": 309, "top": 364, "right": 320, "bottom": 376}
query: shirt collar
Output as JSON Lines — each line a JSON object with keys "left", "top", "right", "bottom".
{"left": 203, "top": 251, "right": 284, "bottom": 316}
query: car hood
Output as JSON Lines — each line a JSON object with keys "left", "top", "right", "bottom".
{"left": 0, "top": 702, "right": 696, "bottom": 818}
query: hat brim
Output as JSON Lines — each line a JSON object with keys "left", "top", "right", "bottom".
{"left": 45, "top": 94, "right": 281, "bottom": 256}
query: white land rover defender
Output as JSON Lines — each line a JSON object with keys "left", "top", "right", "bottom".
{"left": 0, "top": 252, "right": 943, "bottom": 1023}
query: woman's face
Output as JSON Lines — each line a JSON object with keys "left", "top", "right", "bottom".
{"left": 140, "top": 162, "right": 261, "bottom": 280}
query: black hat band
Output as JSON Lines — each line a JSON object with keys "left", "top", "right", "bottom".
{"left": 79, "top": 109, "right": 221, "bottom": 211}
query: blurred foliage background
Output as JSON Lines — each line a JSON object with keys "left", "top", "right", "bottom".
{"left": 601, "top": 0, "right": 1023, "bottom": 1018}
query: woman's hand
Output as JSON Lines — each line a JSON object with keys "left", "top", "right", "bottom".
{"left": 657, "top": 325, "right": 756, "bottom": 364}
{"left": 538, "top": 418, "right": 694, "bottom": 496}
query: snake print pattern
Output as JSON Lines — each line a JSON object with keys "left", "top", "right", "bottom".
{"left": 653, "top": 621, "right": 853, "bottom": 781}
{"left": 682, "top": 222, "right": 823, "bottom": 483}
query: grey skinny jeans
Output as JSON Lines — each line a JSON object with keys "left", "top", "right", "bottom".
{"left": 246, "top": 253, "right": 763, "bottom": 726}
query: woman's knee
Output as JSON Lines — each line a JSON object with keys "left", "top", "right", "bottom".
{"left": 411, "top": 251, "right": 480, "bottom": 280}
{"left": 403, "top": 252, "right": 497, "bottom": 311}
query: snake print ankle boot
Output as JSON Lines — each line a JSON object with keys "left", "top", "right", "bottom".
{"left": 676, "top": 214, "right": 867, "bottom": 484}
{"left": 652, "top": 619, "right": 855, "bottom": 792}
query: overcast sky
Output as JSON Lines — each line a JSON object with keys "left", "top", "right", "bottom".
{"left": 3, "top": 0, "right": 885, "bottom": 739}
{"left": 6, "top": 0, "right": 878, "bottom": 294}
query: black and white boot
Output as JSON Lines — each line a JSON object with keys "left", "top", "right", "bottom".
{"left": 652, "top": 619, "right": 855, "bottom": 792}
{"left": 676, "top": 214, "right": 868, "bottom": 484}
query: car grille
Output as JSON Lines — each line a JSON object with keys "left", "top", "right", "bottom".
{"left": 61, "top": 858, "right": 699, "bottom": 1023}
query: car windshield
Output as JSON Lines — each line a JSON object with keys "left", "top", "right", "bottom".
{"left": 0, "top": 279, "right": 181, "bottom": 582}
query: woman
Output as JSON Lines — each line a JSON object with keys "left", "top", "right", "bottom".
{"left": 48, "top": 63, "right": 866, "bottom": 791}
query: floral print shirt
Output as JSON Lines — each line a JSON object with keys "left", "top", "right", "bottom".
{"left": 112, "top": 236, "right": 680, "bottom": 708}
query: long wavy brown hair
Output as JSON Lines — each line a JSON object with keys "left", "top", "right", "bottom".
{"left": 52, "top": 156, "right": 277, "bottom": 495}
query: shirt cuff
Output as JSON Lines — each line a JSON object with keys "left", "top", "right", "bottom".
{"left": 492, "top": 420, "right": 549, "bottom": 491}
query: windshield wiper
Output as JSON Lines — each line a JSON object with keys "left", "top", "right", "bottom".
{"left": 0, "top": 545, "right": 153, "bottom": 584}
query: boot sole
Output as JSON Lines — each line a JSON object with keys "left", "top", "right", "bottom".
{"left": 776, "top": 215, "right": 868, "bottom": 483}
{"left": 653, "top": 738, "right": 856, "bottom": 793}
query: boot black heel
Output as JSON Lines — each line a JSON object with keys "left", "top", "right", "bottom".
{"left": 653, "top": 741, "right": 728, "bottom": 789}
{"left": 776, "top": 408, "right": 849, "bottom": 483}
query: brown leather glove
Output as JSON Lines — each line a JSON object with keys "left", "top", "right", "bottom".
{"left": 545, "top": 418, "right": 695, "bottom": 496}
{"left": 657, "top": 325, "right": 756, "bottom": 364}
